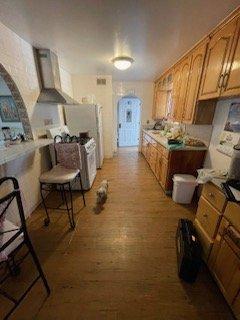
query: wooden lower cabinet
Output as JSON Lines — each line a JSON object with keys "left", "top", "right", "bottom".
{"left": 149, "top": 144, "right": 158, "bottom": 173}
{"left": 141, "top": 131, "right": 206, "bottom": 193}
{"left": 210, "top": 234, "right": 240, "bottom": 305}
{"left": 196, "top": 198, "right": 240, "bottom": 319}
{"left": 194, "top": 182, "right": 227, "bottom": 262}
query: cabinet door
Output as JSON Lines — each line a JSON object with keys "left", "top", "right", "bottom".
{"left": 150, "top": 146, "right": 158, "bottom": 173}
{"left": 155, "top": 89, "right": 167, "bottom": 119}
{"left": 159, "top": 157, "right": 168, "bottom": 189}
{"left": 156, "top": 152, "right": 162, "bottom": 182}
{"left": 199, "top": 18, "right": 237, "bottom": 100}
{"left": 172, "top": 56, "right": 192, "bottom": 122}
{"left": 221, "top": 18, "right": 240, "bottom": 97}
{"left": 152, "top": 80, "right": 160, "bottom": 119}
{"left": 171, "top": 63, "right": 182, "bottom": 120}
{"left": 141, "top": 138, "right": 147, "bottom": 157}
{"left": 211, "top": 235, "right": 240, "bottom": 305}
{"left": 183, "top": 40, "right": 208, "bottom": 123}
{"left": 155, "top": 151, "right": 160, "bottom": 180}
{"left": 175, "top": 56, "right": 192, "bottom": 122}
{"left": 146, "top": 142, "right": 151, "bottom": 163}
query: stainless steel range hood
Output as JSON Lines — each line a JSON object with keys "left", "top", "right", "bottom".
{"left": 35, "top": 48, "right": 78, "bottom": 105}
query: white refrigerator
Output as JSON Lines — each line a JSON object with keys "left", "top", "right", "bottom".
{"left": 64, "top": 104, "right": 104, "bottom": 168}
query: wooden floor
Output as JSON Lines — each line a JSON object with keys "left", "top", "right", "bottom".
{"left": 1, "top": 147, "right": 233, "bottom": 319}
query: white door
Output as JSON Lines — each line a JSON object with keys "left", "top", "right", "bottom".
{"left": 118, "top": 98, "right": 141, "bottom": 147}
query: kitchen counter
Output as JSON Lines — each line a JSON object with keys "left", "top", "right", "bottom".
{"left": 142, "top": 129, "right": 208, "bottom": 151}
{"left": 211, "top": 177, "right": 227, "bottom": 190}
{"left": 0, "top": 139, "right": 53, "bottom": 166}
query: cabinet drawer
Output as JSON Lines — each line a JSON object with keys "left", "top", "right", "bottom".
{"left": 202, "top": 182, "right": 226, "bottom": 212}
{"left": 196, "top": 196, "right": 221, "bottom": 239}
{"left": 194, "top": 219, "right": 214, "bottom": 262}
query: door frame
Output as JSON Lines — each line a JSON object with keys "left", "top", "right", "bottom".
{"left": 117, "top": 95, "right": 142, "bottom": 147}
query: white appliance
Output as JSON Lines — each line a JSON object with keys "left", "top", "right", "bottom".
{"left": 79, "top": 138, "right": 97, "bottom": 190}
{"left": 46, "top": 126, "right": 97, "bottom": 190}
{"left": 64, "top": 104, "right": 104, "bottom": 169}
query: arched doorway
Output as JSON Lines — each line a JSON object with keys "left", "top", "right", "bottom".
{"left": 117, "top": 95, "right": 141, "bottom": 147}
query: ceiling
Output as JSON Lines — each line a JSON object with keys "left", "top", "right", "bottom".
{"left": 0, "top": 0, "right": 239, "bottom": 81}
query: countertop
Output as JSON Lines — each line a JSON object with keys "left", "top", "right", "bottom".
{"left": 0, "top": 139, "right": 53, "bottom": 166}
{"left": 211, "top": 177, "right": 227, "bottom": 190}
{"left": 142, "top": 129, "right": 208, "bottom": 151}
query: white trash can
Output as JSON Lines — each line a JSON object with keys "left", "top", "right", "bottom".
{"left": 172, "top": 174, "right": 198, "bottom": 204}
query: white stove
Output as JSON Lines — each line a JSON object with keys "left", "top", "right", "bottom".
{"left": 79, "top": 138, "right": 97, "bottom": 190}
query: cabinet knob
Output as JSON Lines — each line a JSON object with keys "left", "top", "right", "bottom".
{"left": 203, "top": 213, "right": 208, "bottom": 218}
{"left": 209, "top": 192, "right": 214, "bottom": 198}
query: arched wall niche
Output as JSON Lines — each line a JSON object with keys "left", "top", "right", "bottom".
{"left": 0, "top": 63, "right": 33, "bottom": 139}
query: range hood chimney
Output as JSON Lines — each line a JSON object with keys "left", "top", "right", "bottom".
{"left": 35, "top": 48, "right": 78, "bottom": 105}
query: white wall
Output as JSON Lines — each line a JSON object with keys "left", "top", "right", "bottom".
{"left": 71, "top": 74, "right": 114, "bottom": 158}
{"left": 204, "top": 98, "right": 240, "bottom": 170}
{"left": 113, "top": 81, "right": 154, "bottom": 151}
{"left": 0, "top": 20, "right": 73, "bottom": 220}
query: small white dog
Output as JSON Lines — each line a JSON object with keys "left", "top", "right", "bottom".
{"left": 94, "top": 180, "right": 108, "bottom": 213}
{"left": 96, "top": 180, "right": 108, "bottom": 204}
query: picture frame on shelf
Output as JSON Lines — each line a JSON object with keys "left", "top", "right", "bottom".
{"left": 0, "top": 95, "right": 20, "bottom": 122}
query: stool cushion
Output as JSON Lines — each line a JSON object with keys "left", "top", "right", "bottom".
{"left": 0, "top": 219, "right": 23, "bottom": 262}
{"left": 39, "top": 164, "right": 79, "bottom": 184}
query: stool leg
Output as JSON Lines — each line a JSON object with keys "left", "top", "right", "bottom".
{"left": 69, "top": 182, "right": 75, "bottom": 229}
{"left": 40, "top": 183, "right": 50, "bottom": 226}
{"left": 62, "top": 184, "right": 75, "bottom": 229}
{"left": 79, "top": 173, "right": 86, "bottom": 206}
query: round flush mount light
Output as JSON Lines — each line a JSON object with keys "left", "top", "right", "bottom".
{"left": 112, "top": 56, "right": 134, "bottom": 70}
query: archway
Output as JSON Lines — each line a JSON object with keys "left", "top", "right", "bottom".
{"left": 117, "top": 95, "right": 141, "bottom": 147}
{"left": 0, "top": 63, "right": 33, "bottom": 140}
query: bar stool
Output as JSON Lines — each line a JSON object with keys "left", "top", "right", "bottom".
{"left": 0, "top": 177, "right": 50, "bottom": 319}
{"left": 39, "top": 140, "right": 85, "bottom": 229}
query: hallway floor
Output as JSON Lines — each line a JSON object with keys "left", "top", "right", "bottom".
{"left": 1, "top": 148, "right": 233, "bottom": 319}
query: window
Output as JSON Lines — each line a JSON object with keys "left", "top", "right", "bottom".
{"left": 126, "top": 109, "right": 132, "bottom": 122}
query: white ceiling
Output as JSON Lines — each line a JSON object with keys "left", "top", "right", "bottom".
{"left": 0, "top": 0, "right": 239, "bottom": 81}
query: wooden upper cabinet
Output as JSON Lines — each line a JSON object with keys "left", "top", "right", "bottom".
{"left": 199, "top": 17, "right": 238, "bottom": 100}
{"left": 171, "top": 63, "right": 181, "bottom": 120}
{"left": 176, "top": 55, "right": 192, "bottom": 121}
{"left": 155, "top": 88, "right": 167, "bottom": 119}
{"left": 152, "top": 81, "right": 159, "bottom": 119}
{"left": 221, "top": 18, "right": 240, "bottom": 97}
{"left": 153, "top": 71, "right": 173, "bottom": 120}
{"left": 183, "top": 40, "right": 208, "bottom": 123}
{"left": 172, "top": 56, "right": 192, "bottom": 122}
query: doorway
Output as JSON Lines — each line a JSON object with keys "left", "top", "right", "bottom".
{"left": 118, "top": 96, "right": 141, "bottom": 147}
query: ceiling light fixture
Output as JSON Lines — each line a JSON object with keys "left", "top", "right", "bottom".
{"left": 112, "top": 56, "right": 134, "bottom": 70}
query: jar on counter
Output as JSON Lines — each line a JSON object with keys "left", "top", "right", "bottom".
{"left": 228, "top": 144, "right": 240, "bottom": 180}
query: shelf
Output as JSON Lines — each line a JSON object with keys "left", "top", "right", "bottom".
{"left": 0, "top": 139, "right": 53, "bottom": 166}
